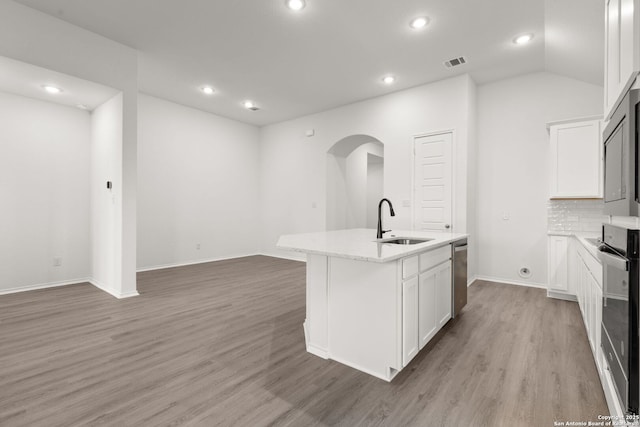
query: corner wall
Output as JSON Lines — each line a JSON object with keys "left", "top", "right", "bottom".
{"left": 136, "top": 94, "right": 261, "bottom": 270}
{"left": 475, "top": 72, "right": 603, "bottom": 286}
{"left": 0, "top": 91, "right": 91, "bottom": 293}
{"left": 465, "top": 76, "right": 478, "bottom": 283}
{"left": 91, "top": 94, "right": 128, "bottom": 296}
{"left": 0, "top": 1, "right": 139, "bottom": 296}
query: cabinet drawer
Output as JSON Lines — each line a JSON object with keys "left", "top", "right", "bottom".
{"left": 402, "top": 256, "right": 419, "bottom": 279}
{"left": 420, "top": 245, "right": 451, "bottom": 272}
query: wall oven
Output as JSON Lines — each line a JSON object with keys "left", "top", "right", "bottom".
{"left": 599, "top": 223, "right": 640, "bottom": 414}
{"left": 603, "top": 88, "right": 640, "bottom": 216}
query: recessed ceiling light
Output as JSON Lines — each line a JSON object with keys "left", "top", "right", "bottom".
{"left": 76, "top": 104, "right": 89, "bottom": 110}
{"left": 382, "top": 75, "right": 396, "bottom": 85}
{"left": 42, "top": 85, "right": 62, "bottom": 94}
{"left": 513, "top": 33, "right": 534, "bottom": 45}
{"left": 201, "top": 86, "right": 215, "bottom": 95}
{"left": 410, "top": 16, "right": 429, "bottom": 30}
{"left": 243, "top": 100, "right": 259, "bottom": 111}
{"left": 286, "top": 0, "right": 305, "bottom": 11}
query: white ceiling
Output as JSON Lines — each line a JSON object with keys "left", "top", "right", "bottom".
{"left": 0, "top": 55, "right": 119, "bottom": 111}
{"left": 12, "top": 0, "right": 603, "bottom": 126}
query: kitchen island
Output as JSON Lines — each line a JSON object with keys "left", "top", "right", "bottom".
{"left": 277, "top": 228, "right": 468, "bottom": 381}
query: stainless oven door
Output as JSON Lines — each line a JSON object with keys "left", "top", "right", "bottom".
{"left": 600, "top": 246, "right": 630, "bottom": 410}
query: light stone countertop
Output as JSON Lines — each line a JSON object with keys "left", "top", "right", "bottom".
{"left": 277, "top": 228, "right": 468, "bottom": 263}
{"left": 547, "top": 231, "right": 601, "bottom": 261}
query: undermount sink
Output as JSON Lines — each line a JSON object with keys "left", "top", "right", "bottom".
{"left": 379, "top": 237, "right": 433, "bottom": 245}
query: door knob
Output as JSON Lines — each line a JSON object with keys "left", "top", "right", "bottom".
{"left": 444, "top": 224, "right": 451, "bottom": 229}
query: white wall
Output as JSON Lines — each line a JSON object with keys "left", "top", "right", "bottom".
{"left": 91, "top": 94, "right": 125, "bottom": 295}
{"left": 476, "top": 72, "right": 603, "bottom": 286}
{"left": 326, "top": 154, "right": 348, "bottom": 231}
{"left": 465, "top": 75, "right": 478, "bottom": 283}
{"left": 137, "top": 94, "right": 261, "bottom": 270}
{"left": 0, "top": 91, "right": 91, "bottom": 293}
{"left": 345, "top": 142, "right": 383, "bottom": 229}
{"left": 326, "top": 140, "right": 384, "bottom": 230}
{"left": 366, "top": 154, "right": 384, "bottom": 228}
{"left": 0, "top": 1, "right": 139, "bottom": 296}
{"left": 259, "top": 75, "right": 476, "bottom": 260}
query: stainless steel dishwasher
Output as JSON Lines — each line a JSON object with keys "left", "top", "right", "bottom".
{"left": 452, "top": 239, "right": 468, "bottom": 317}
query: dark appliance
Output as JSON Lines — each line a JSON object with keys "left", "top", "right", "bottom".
{"left": 452, "top": 239, "right": 467, "bottom": 317}
{"left": 603, "top": 88, "right": 640, "bottom": 216}
{"left": 599, "top": 223, "right": 640, "bottom": 414}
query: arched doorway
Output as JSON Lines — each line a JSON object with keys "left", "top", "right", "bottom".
{"left": 326, "top": 134, "right": 384, "bottom": 231}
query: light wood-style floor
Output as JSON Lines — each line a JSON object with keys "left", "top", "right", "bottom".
{"left": 0, "top": 256, "right": 607, "bottom": 426}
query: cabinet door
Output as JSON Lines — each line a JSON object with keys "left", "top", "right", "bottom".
{"left": 619, "top": 0, "right": 636, "bottom": 88}
{"left": 567, "top": 239, "right": 579, "bottom": 296}
{"left": 605, "top": 0, "right": 639, "bottom": 117}
{"left": 402, "top": 276, "right": 419, "bottom": 367}
{"left": 549, "top": 120, "right": 602, "bottom": 199}
{"left": 585, "top": 269, "right": 593, "bottom": 345}
{"left": 587, "top": 271, "right": 601, "bottom": 358}
{"left": 594, "top": 282, "right": 603, "bottom": 374}
{"left": 418, "top": 268, "right": 437, "bottom": 349}
{"left": 578, "top": 258, "right": 587, "bottom": 316}
{"left": 435, "top": 261, "right": 452, "bottom": 328}
{"left": 606, "top": 0, "right": 622, "bottom": 112}
{"left": 548, "top": 236, "right": 569, "bottom": 292}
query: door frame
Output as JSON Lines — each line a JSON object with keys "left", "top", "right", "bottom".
{"left": 411, "top": 129, "right": 457, "bottom": 231}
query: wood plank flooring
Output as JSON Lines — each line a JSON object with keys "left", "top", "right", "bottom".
{"left": 0, "top": 256, "right": 608, "bottom": 426}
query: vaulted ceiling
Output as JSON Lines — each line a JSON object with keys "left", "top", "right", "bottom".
{"left": 13, "top": 0, "right": 604, "bottom": 126}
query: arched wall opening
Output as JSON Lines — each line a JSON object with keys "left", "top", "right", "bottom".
{"left": 326, "top": 134, "right": 384, "bottom": 231}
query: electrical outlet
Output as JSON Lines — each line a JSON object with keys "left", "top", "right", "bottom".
{"left": 53, "top": 257, "right": 62, "bottom": 267}
{"left": 196, "top": 243, "right": 201, "bottom": 250}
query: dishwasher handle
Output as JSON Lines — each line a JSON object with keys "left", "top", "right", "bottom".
{"left": 454, "top": 244, "right": 468, "bottom": 252}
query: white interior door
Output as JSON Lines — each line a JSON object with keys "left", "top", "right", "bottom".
{"left": 413, "top": 133, "right": 453, "bottom": 231}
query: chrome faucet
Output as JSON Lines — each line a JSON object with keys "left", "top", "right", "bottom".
{"left": 377, "top": 198, "right": 396, "bottom": 239}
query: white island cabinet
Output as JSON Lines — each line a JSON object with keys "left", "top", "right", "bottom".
{"left": 277, "top": 228, "right": 467, "bottom": 381}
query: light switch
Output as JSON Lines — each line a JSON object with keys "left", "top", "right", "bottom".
{"left": 502, "top": 212, "right": 509, "bottom": 220}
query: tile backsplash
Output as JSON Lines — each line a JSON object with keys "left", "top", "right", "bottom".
{"left": 547, "top": 199, "right": 606, "bottom": 233}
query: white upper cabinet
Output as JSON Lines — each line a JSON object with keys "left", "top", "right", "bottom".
{"left": 605, "top": 0, "right": 640, "bottom": 119}
{"left": 549, "top": 119, "right": 602, "bottom": 199}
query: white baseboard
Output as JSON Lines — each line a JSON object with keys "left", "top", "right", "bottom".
{"left": 547, "top": 290, "right": 577, "bottom": 301}
{"left": 0, "top": 277, "right": 138, "bottom": 300}
{"left": 136, "top": 253, "right": 261, "bottom": 272}
{"left": 472, "top": 275, "right": 547, "bottom": 289}
{"left": 89, "top": 279, "right": 139, "bottom": 299}
{"left": 0, "top": 277, "right": 91, "bottom": 296}
{"left": 260, "top": 251, "right": 307, "bottom": 263}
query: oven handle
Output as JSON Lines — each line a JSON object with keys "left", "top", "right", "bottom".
{"left": 597, "top": 248, "right": 629, "bottom": 271}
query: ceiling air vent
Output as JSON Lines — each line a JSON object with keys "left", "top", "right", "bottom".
{"left": 444, "top": 56, "right": 467, "bottom": 68}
